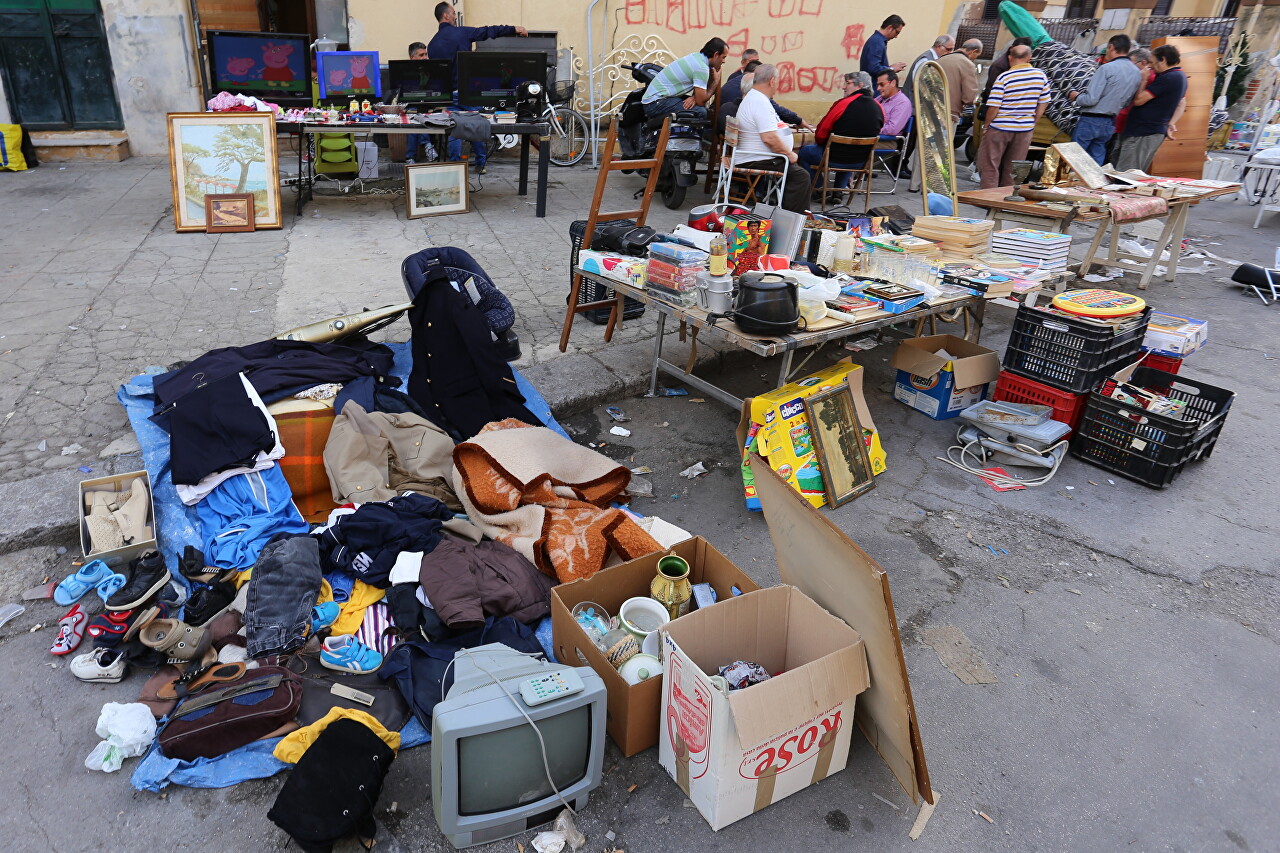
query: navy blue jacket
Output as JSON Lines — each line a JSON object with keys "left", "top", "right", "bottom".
{"left": 860, "top": 30, "right": 891, "bottom": 76}
{"left": 317, "top": 493, "right": 451, "bottom": 586}
{"left": 427, "top": 21, "right": 517, "bottom": 63}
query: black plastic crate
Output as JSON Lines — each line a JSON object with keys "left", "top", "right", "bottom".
{"left": 569, "top": 218, "right": 646, "bottom": 326}
{"left": 1069, "top": 366, "right": 1235, "bottom": 489}
{"left": 1002, "top": 303, "right": 1150, "bottom": 393}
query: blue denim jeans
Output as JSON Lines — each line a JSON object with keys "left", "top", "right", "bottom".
{"left": 1071, "top": 115, "right": 1116, "bottom": 165}
{"left": 447, "top": 137, "right": 487, "bottom": 167}
{"left": 405, "top": 133, "right": 434, "bottom": 161}
{"left": 244, "top": 534, "right": 322, "bottom": 657}
{"left": 642, "top": 95, "right": 707, "bottom": 121}
{"left": 798, "top": 143, "right": 853, "bottom": 189}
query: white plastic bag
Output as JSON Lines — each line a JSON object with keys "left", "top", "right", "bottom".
{"left": 84, "top": 702, "right": 156, "bottom": 773}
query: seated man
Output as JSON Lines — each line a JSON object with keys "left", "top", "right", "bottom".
{"left": 732, "top": 64, "right": 812, "bottom": 213}
{"left": 641, "top": 37, "right": 728, "bottom": 121}
{"left": 405, "top": 42, "right": 436, "bottom": 164}
{"left": 721, "top": 59, "right": 811, "bottom": 132}
{"left": 797, "top": 71, "right": 884, "bottom": 189}
{"left": 874, "top": 70, "right": 912, "bottom": 137}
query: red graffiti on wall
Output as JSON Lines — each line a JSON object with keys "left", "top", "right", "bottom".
{"left": 708, "top": 0, "right": 748, "bottom": 26}
{"left": 841, "top": 24, "right": 866, "bottom": 60}
{"left": 725, "top": 27, "right": 750, "bottom": 55}
{"left": 798, "top": 0, "right": 823, "bottom": 15}
{"left": 760, "top": 35, "right": 777, "bottom": 54}
{"left": 625, "top": 0, "right": 647, "bottom": 25}
{"left": 767, "top": 0, "right": 796, "bottom": 18}
{"left": 774, "top": 62, "right": 839, "bottom": 94}
{"left": 665, "top": 0, "right": 711, "bottom": 33}
{"left": 781, "top": 31, "right": 803, "bottom": 52}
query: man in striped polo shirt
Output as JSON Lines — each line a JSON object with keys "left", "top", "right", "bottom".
{"left": 976, "top": 44, "right": 1049, "bottom": 189}
{"left": 642, "top": 38, "right": 728, "bottom": 121}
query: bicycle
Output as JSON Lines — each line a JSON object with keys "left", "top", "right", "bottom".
{"left": 487, "top": 81, "right": 590, "bottom": 167}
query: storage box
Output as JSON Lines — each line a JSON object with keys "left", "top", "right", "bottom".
{"left": 78, "top": 470, "right": 156, "bottom": 568}
{"left": 550, "top": 537, "right": 761, "bottom": 757}
{"left": 891, "top": 334, "right": 1000, "bottom": 420}
{"left": 659, "top": 585, "right": 869, "bottom": 830}
{"left": 1142, "top": 311, "right": 1207, "bottom": 358}
{"left": 748, "top": 361, "right": 887, "bottom": 508}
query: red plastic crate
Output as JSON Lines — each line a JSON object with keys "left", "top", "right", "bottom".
{"left": 992, "top": 371, "right": 1088, "bottom": 435}
{"left": 1140, "top": 351, "right": 1183, "bottom": 375}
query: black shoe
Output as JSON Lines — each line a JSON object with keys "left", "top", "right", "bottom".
{"left": 184, "top": 580, "right": 237, "bottom": 626}
{"left": 106, "top": 550, "right": 172, "bottom": 612}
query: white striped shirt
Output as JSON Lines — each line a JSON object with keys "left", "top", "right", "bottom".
{"left": 988, "top": 63, "right": 1050, "bottom": 133}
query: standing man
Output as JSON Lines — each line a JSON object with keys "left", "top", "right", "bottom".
{"left": 641, "top": 37, "right": 728, "bottom": 121}
{"left": 937, "top": 38, "right": 982, "bottom": 123}
{"left": 981, "top": 37, "right": 1032, "bottom": 104}
{"left": 976, "top": 44, "right": 1049, "bottom": 189}
{"left": 1067, "top": 35, "right": 1142, "bottom": 164}
{"left": 875, "top": 70, "right": 913, "bottom": 137}
{"left": 903, "top": 35, "right": 954, "bottom": 102}
{"left": 428, "top": 1, "right": 527, "bottom": 174}
{"left": 861, "top": 16, "right": 907, "bottom": 78}
{"left": 1113, "top": 44, "right": 1187, "bottom": 173}
{"left": 733, "top": 63, "right": 812, "bottom": 213}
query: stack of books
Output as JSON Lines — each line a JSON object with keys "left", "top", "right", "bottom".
{"left": 991, "top": 228, "right": 1072, "bottom": 273}
{"left": 911, "top": 216, "right": 993, "bottom": 261}
{"left": 862, "top": 233, "right": 938, "bottom": 255}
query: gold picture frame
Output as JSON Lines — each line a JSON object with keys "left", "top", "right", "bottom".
{"left": 405, "top": 161, "right": 470, "bottom": 218}
{"left": 803, "top": 384, "right": 876, "bottom": 508}
{"left": 166, "top": 111, "right": 281, "bottom": 232}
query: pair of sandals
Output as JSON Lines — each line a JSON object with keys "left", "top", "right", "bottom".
{"left": 53, "top": 560, "right": 127, "bottom": 607}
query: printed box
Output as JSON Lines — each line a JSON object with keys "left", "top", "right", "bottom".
{"left": 891, "top": 334, "right": 1000, "bottom": 420}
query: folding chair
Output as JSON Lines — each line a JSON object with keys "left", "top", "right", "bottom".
{"left": 816, "top": 134, "right": 877, "bottom": 213}
{"left": 871, "top": 117, "right": 913, "bottom": 194}
{"left": 714, "top": 116, "right": 787, "bottom": 207}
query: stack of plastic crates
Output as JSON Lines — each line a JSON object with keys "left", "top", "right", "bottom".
{"left": 1002, "top": 303, "right": 1150, "bottom": 393}
{"left": 1070, "top": 366, "right": 1235, "bottom": 488}
{"left": 992, "top": 371, "right": 1089, "bottom": 436}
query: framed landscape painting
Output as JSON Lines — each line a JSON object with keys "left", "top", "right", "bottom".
{"left": 405, "top": 162, "right": 470, "bottom": 218}
{"left": 167, "top": 112, "right": 281, "bottom": 232}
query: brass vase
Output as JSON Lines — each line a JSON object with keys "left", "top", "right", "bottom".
{"left": 651, "top": 554, "right": 693, "bottom": 620}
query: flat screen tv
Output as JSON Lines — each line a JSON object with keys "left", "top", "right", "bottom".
{"left": 387, "top": 59, "right": 454, "bottom": 105}
{"left": 456, "top": 51, "right": 547, "bottom": 110}
{"left": 431, "top": 644, "right": 606, "bottom": 849}
{"left": 207, "top": 30, "right": 309, "bottom": 100}
{"left": 316, "top": 50, "right": 382, "bottom": 100}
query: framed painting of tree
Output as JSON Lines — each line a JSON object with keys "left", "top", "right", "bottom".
{"left": 166, "top": 111, "right": 281, "bottom": 232}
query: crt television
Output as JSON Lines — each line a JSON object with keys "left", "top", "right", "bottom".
{"left": 388, "top": 59, "right": 454, "bottom": 105}
{"left": 206, "top": 30, "right": 310, "bottom": 102}
{"left": 431, "top": 644, "right": 606, "bottom": 849}
{"left": 456, "top": 51, "right": 547, "bottom": 110}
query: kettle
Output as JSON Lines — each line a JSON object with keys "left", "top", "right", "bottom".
{"left": 729, "top": 272, "right": 800, "bottom": 335}
{"left": 686, "top": 202, "right": 749, "bottom": 233}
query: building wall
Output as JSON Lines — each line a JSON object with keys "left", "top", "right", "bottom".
{"left": 102, "top": 0, "right": 204, "bottom": 155}
{"left": 348, "top": 0, "right": 961, "bottom": 122}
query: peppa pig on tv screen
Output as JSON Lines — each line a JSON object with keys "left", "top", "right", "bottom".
{"left": 207, "top": 31, "right": 310, "bottom": 102}
{"left": 316, "top": 50, "right": 382, "bottom": 100}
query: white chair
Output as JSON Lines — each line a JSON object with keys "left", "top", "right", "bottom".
{"left": 714, "top": 116, "right": 788, "bottom": 208}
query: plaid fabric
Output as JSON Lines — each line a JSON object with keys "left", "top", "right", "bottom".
{"left": 274, "top": 409, "right": 339, "bottom": 522}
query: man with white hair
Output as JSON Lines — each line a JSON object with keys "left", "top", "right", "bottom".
{"left": 732, "top": 63, "right": 812, "bottom": 213}
{"left": 937, "top": 38, "right": 983, "bottom": 122}
{"left": 903, "top": 34, "right": 955, "bottom": 102}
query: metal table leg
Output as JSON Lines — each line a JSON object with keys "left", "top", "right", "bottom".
{"left": 647, "top": 313, "right": 666, "bottom": 396}
{"left": 518, "top": 132, "right": 530, "bottom": 196}
{"left": 536, "top": 129, "right": 550, "bottom": 218}
{"left": 777, "top": 350, "right": 794, "bottom": 386}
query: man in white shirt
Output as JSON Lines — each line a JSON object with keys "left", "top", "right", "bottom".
{"left": 732, "top": 63, "right": 811, "bottom": 213}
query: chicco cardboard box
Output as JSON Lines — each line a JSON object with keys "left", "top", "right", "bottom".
{"left": 891, "top": 334, "right": 1000, "bottom": 420}
{"left": 748, "top": 362, "right": 887, "bottom": 508}
{"left": 659, "top": 585, "right": 869, "bottom": 830}
{"left": 551, "top": 537, "right": 761, "bottom": 757}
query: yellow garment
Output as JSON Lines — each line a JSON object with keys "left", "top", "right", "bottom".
{"left": 330, "top": 580, "right": 385, "bottom": 635}
{"left": 273, "top": 706, "right": 400, "bottom": 764}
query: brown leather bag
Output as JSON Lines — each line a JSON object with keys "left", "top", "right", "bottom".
{"left": 157, "top": 664, "right": 303, "bottom": 761}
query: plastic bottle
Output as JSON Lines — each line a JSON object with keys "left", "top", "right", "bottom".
{"left": 361, "top": 99, "right": 371, "bottom": 112}
{"left": 708, "top": 233, "right": 729, "bottom": 277}
{"left": 348, "top": 99, "right": 359, "bottom": 114}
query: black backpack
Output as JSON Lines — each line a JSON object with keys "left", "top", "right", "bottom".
{"left": 268, "top": 717, "right": 396, "bottom": 853}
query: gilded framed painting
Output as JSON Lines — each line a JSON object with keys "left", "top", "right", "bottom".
{"left": 167, "top": 111, "right": 281, "bottom": 232}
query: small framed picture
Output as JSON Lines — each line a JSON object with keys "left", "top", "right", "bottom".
{"left": 204, "top": 193, "right": 256, "bottom": 233}
{"left": 405, "top": 162, "right": 470, "bottom": 218}
{"left": 803, "top": 384, "right": 876, "bottom": 507}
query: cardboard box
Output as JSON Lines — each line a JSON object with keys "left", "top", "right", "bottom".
{"left": 748, "top": 361, "right": 887, "bottom": 508}
{"left": 1143, "top": 311, "right": 1208, "bottom": 358}
{"left": 78, "top": 471, "right": 156, "bottom": 568}
{"left": 659, "top": 586, "right": 870, "bottom": 830}
{"left": 891, "top": 334, "right": 1000, "bottom": 420}
{"left": 550, "top": 537, "right": 761, "bottom": 757}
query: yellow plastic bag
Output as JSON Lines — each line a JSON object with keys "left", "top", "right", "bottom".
{"left": 0, "top": 124, "right": 28, "bottom": 171}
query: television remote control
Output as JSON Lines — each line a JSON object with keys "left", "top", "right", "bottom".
{"left": 519, "top": 670, "right": 585, "bottom": 706}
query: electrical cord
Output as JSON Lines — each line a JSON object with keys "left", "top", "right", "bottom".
{"left": 454, "top": 647, "right": 579, "bottom": 817}
{"left": 935, "top": 434, "right": 1070, "bottom": 488}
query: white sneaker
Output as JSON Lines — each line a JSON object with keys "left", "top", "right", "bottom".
{"left": 70, "top": 647, "right": 127, "bottom": 683}
{"left": 405, "top": 158, "right": 416, "bottom": 164}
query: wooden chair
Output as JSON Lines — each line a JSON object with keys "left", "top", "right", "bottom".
{"left": 816, "top": 134, "right": 877, "bottom": 212}
{"left": 714, "top": 116, "right": 787, "bottom": 207}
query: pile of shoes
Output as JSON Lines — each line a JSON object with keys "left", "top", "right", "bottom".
{"left": 83, "top": 476, "right": 153, "bottom": 555}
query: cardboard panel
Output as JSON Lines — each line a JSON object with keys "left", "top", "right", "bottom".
{"left": 749, "top": 455, "right": 933, "bottom": 805}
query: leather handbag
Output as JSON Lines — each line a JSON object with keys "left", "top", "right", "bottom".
{"left": 157, "top": 664, "right": 303, "bottom": 761}
{"left": 287, "top": 647, "right": 411, "bottom": 731}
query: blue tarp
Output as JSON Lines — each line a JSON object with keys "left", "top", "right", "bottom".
{"left": 119, "top": 341, "right": 564, "bottom": 791}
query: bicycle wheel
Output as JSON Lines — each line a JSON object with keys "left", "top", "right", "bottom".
{"left": 544, "top": 106, "right": 589, "bottom": 166}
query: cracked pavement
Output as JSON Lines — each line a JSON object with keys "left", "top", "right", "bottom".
{"left": 0, "top": 151, "right": 1277, "bottom": 851}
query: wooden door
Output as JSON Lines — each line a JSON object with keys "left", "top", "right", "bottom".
{"left": 1149, "top": 36, "right": 1217, "bottom": 180}
{"left": 0, "top": 0, "right": 122, "bottom": 130}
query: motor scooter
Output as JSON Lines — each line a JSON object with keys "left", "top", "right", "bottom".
{"left": 616, "top": 61, "right": 708, "bottom": 210}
